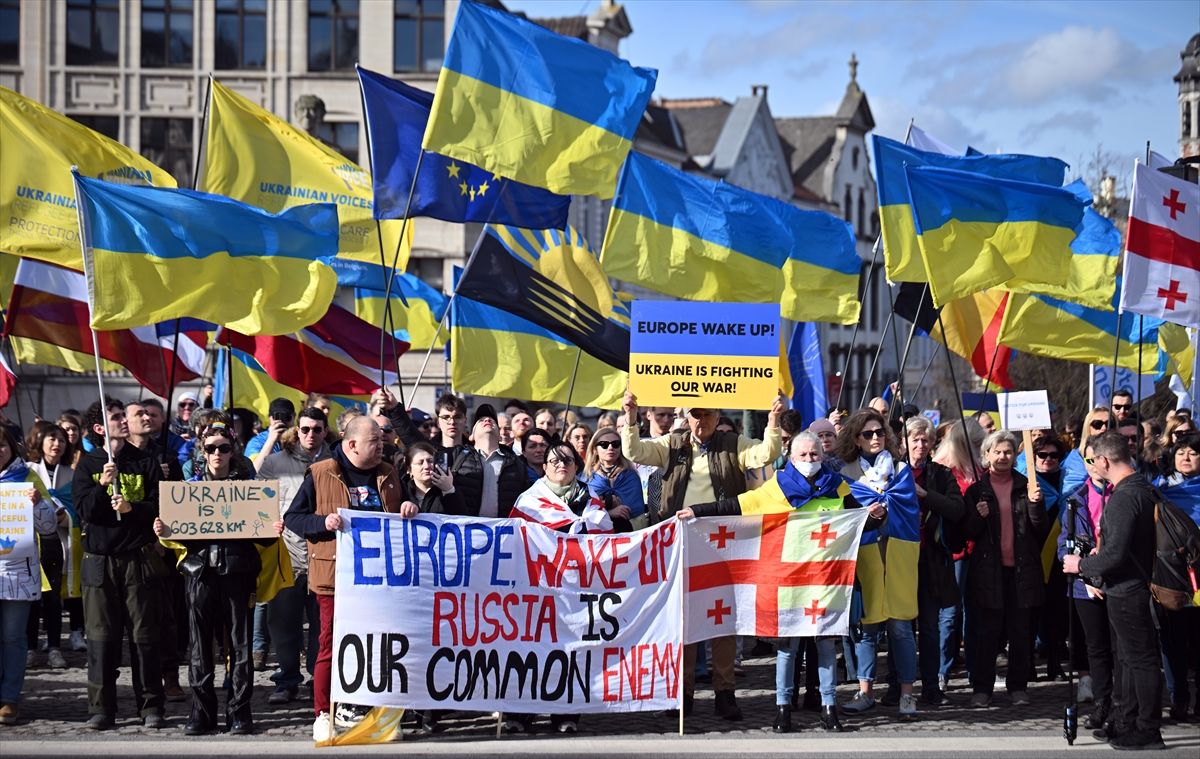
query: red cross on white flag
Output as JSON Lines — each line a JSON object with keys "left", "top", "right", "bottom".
{"left": 1120, "top": 161, "right": 1200, "bottom": 328}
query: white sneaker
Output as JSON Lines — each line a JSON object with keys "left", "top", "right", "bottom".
{"left": 24, "top": 650, "right": 39, "bottom": 668}
{"left": 69, "top": 631, "right": 87, "bottom": 652}
{"left": 312, "top": 712, "right": 332, "bottom": 742}
{"left": 899, "top": 693, "right": 918, "bottom": 718}
{"left": 1077, "top": 675, "right": 1094, "bottom": 703}
{"left": 47, "top": 649, "right": 67, "bottom": 669}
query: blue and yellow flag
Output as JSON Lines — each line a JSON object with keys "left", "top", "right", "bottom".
{"left": 353, "top": 274, "right": 448, "bottom": 351}
{"left": 1, "top": 86, "right": 176, "bottom": 271}
{"left": 451, "top": 270, "right": 626, "bottom": 408}
{"left": 456, "top": 225, "right": 631, "bottom": 369}
{"left": 602, "top": 153, "right": 861, "bottom": 324}
{"left": 421, "top": 1, "right": 657, "bottom": 200}
{"left": 873, "top": 135, "right": 1069, "bottom": 284}
{"left": 1035, "top": 203, "right": 1121, "bottom": 311}
{"left": 905, "top": 165, "right": 1087, "bottom": 307}
{"left": 357, "top": 66, "right": 570, "bottom": 229}
{"left": 74, "top": 172, "right": 338, "bottom": 335}
{"left": 849, "top": 464, "right": 921, "bottom": 623}
{"left": 202, "top": 80, "right": 411, "bottom": 287}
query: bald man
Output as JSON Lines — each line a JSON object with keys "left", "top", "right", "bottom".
{"left": 283, "top": 415, "right": 411, "bottom": 741}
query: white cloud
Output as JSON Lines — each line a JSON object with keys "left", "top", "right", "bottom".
{"left": 1005, "top": 27, "right": 1124, "bottom": 102}
{"left": 1016, "top": 109, "right": 1098, "bottom": 144}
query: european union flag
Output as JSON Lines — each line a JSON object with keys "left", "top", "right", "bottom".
{"left": 357, "top": 66, "right": 571, "bottom": 229}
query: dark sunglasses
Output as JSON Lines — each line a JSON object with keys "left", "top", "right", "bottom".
{"left": 1111, "top": 403, "right": 1131, "bottom": 411}
{"left": 178, "top": 401, "right": 198, "bottom": 409}
{"left": 204, "top": 443, "right": 233, "bottom": 454}
{"left": 859, "top": 428, "right": 886, "bottom": 439}
{"left": 380, "top": 425, "right": 394, "bottom": 433}
{"left": 594, "top": 440, "right": 620, "bottom": 450}
{"left": 1035, "top": 451, "right": 1062, "bottom": 461}
{"left": 1089, "top": 420, "right": 1109, "bottom": 430}
{"left": 298, "top": 426, "right": 324, "bottom": 435}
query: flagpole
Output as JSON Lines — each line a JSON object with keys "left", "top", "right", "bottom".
{"left": 858, "top": 306, "right": 895, "bottom": 410}
{"left": 1108, "top": 311, "right": 1123, "bottom": 405}
{"left": 563, "top": 346, "right": 583, "bottom": 421}
{"left": 678, "top": 518, "right": 687, "bottom": 737}
{"left": 936, "top": 310, "right": 984, "bottom": 481}
{"left": 892, "top": 283, "right": 928, "bottom": 425}
{"left": 72, "top": 168, "right": 119, "bottom": 521}
{"left": 909, "top": 342, "right": 940, "bottom": 405}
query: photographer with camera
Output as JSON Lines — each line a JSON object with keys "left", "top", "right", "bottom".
{"left": 1057, "top": 440, "right": 1114, "bottom": 736}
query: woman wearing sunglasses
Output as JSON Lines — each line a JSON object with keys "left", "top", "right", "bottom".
{"left": 584, "top": 429, "right": 646, "bottom": 530}
{"left": 153, "top": 421, "right": 282, "bottom": 736}
{"left": 1028, "top": 434, "right": 1075, "bottom": 684}
{"left": 1079, "top": 408, "right": 1117, "bottom": 452}
{"left": 834, "top": 410, "right": 920, "bottom": 719}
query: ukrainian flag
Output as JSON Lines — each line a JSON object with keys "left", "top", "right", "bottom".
{"left": 214, "top": 347, "right": 367, "bottom": 431}
{"left": 421, "top": 1, "right": 657, "bottom": 200}
{"left": 849, "top": 465, "right": 921, "bottom": 623}
{"left": 203, "top": 81, "right": 411, "bottom": 286}
{"left": 74, "top": 172, "right": 338, "bottom": 335}
{"left": 873, "top": 135, "right": 1068, "bottom": 284}
{"left": 353, "top": 274, "right": 448, "bottom": 351}
{"left": 1032, "top": 203, "right": 1121, "bottom": 311}
{"left": 905, "top": 165, "right": 1087, "bottom": 307}
{"left": 451, "top": 270, "right": 626, "bottom": 408}
{"left": 1, "top": 86, "right": 176, "bottom": 271}
{"left": 602, "top": 153, "right": 862, "bottom": 324}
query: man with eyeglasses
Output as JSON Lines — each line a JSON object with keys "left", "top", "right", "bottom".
{"left": 621, "top": 390, "right": 785, "bottom": 722}
{"left": 258, "top": 407, "right": 331, "bottom": 706}
{"left": 1110, "top": 389, "right": 1134, "bottom": 424}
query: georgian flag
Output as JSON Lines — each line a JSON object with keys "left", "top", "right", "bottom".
{"left": 1120, "top": 162, "right": 1200, "bottom": 328}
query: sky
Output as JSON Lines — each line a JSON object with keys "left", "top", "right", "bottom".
{"left": 506, "top": 0, "right": 1196, "bottom": 188}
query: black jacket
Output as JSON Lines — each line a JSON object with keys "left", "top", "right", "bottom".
{"left": 1078, "top": 473, "right": 1157, "bottom": 597}
{"left": 915, "top": 460, "right": 967, "bottom": 607}
{"left": 447, "top": 446, "right": 529, "bottom": 517}
{"left": 963, "top": 471, "right": 1049, "bottom": 610}
{"left": 180, "top": 458, "right": 268, "bottom": 576}
{"left": 74, "top": 442, "right": 162, "bottom": 555}
{"left": 401, "top": 476, "right": 467, "bottom": 515}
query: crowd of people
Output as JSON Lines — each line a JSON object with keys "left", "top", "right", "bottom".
{"left": 0, "top": 385, "right": 1196, "bottom": 751}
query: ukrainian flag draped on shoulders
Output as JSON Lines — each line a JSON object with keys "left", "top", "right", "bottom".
{"left": 74, "top": 172, "right": 338, "bottom": 335}
{"left": 421, "top": 0, "right": 657, "bottom": 199}
{"left": 737, "top": 462, "right": 851, "bottom": 516}
{"left": 843, "top": 452, "right": 921, "bottom": 623}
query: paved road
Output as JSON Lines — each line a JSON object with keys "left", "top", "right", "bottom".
{"left": 3, "top": 645, "right": 1196, "bottom": 755}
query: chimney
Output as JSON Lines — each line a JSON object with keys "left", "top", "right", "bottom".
{"left": 751, "top": 84, "right": 768, "bottom": 98}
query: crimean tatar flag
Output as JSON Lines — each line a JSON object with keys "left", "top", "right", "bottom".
{"left": 0, "top": 86, "right": 176, "bottom": 271}
{"left": 74, "top": 172, "right": 338, "bottom": 335}
{"left": 1120, "top": 161, "right": 1200, "bottom": 328}
{"left": 684, "top": 510, "right": 871, "bottom": 640}
{"left": 421, "top": 0, "right": 657, "bottom": 199}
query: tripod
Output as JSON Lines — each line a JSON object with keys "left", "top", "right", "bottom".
{"left": 1064, "top": 498, "right": 1080, "bottom": 745}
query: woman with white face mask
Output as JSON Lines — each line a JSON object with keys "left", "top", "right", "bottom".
{"left": 678, "top": 431, "right": 879, "bottom": 734}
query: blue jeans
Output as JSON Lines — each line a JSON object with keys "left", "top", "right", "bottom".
{"left": 1, "top": 600, "right": 33, "bottom": 704}
{"left": 777, "top": 637, "right": 838, "bottom": 706}
{"left": 267, "top": 572, "right": 319, "bottom": 690}
{"left": 917, "top": 591, "right": 958, "bottom": 692}
{"left": 855, "top": 618, "right": 917, "bottom": 685}
{"left": 252, "top": 602, "right": 270, "bottom": 654}
{"left": 951, "top": 558, "right": 971, "bottom": 679}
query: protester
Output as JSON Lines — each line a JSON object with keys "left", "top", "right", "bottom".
{"left": 496, "top": 413, "right": 513, "bottom": 447}
{"left": 432, "top": 394, "right": 467, "bottom": 453}
{"left": 963, "top": 430, "right": 1048, "bottom": 708}
{"left": 282, "top": 416, "right": 410, "bottom": 741}
{"left": 521, "top": 428, "right": 552, "bottom": 481}
{"left": 171, "top": 393, "right": 199, "bottom": 439}
{"left": 1029, "top": 434, "right": 1074, "bottom": 683}
{"left": 565, "top": 422, "right": 592, "bottom": 463}
{"left": 1110, "top": 389, "right": 1134, "bottom": 424}
{"left": 0, "top": 427, "right": 55, "bottom": 725}
{"left": 439, "top": 404, "right": 526, "bottom": 518}
{"left": 584, "top": 427, "right": 646, "bottom": 527}
{"left": 835, "top": 410, "right": 920, "bottom": 718}
{"left": 597, "top": 412, "right": 618, "bottom": 430}
{"left": 906, "top": 416, "right": 966, "bottom": 706}
{"left": 971, "top": 411, "right": 996, "bottom": 435}
{"left": 409, "top": 408, "right": 437, "bottom": 443}
{"left": 1081, "top": 407, "right": 1117, "bottom": 451}
{"left": 246, "top": 398, "right": 296, "bottom": 466}
{"left": 259, "top": 406, "right": 331, "bottom": 706}
{"left": 621, "top": 390, "right": 783, "bottom": 721}
{"left": 153, "top": 422, "right": 282, "bottom": 735}
{"left": 400, "top": 442, "right": 464, "bottom": 514}
{"left": 509, "top": 410, "right": 533, "bottom": 455}
{"left": 20, "top": 423, "right": 69, "bottom": 671}
{"left": 73, "top": 398, "right": 166, "bottom": 730}
{"left": 535, "top": 408, "right": 558, "bottom": 439}
{"left": 57, "top": 413, "right": 85, "bottom": 466}
{"left": 1154, "top": 436, "right": 1200, "bottom": 723}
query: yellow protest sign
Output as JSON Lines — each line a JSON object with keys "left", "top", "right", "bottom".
{"left": 159, "top": 480, "right": 280, "bottom": 540}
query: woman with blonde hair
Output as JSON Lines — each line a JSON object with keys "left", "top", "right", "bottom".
{"left": 584, "top": 428, "right": 646, "bottom": 527}
{"left": 933, "top": 418, "right": 986, "bottom": 495}
{"left": 1080, "top": 407, "right": 1117, "bottom": 451}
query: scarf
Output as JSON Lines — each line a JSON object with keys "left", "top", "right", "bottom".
{"left": 0, "top": 457, "right": 31, "bottom": 483}
{"left": 776, "top": 461, "right": 843, "bottom": 509}
{"left": 511, "top": 477, "right": 613, "bottom": 534}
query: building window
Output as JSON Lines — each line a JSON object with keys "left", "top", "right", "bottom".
{"left": 72, "top": 114, "right": 121, "bottom": 142}
{"left": 141, "top": 0, "right": 193, "bottom": 68}
{"left": 141, "top": 117, "right": 194, "bottom": 187}
{"left": 857, "top": 188, "right": 866, "bottom": 238}
{"left": 851, "top": 146, "right": 860, "bottom": 172}
{"left": 394, "top": 0, "right": 444, "bottom": 73}
{"left": 215, "top": 0, "right": 267, "bottom": 70}
{"left": 1185, "top": 102, "right": 1194, "bottom": 141}
{"left": 66, "top": 0, "right": 120, "bottom": 66}
{"left": 315, "top": 121, "right": 359, "bottom": 164}
{"left": 843, "top": 184, "right": 853, "bottom": 225}
{"left": 407, "top": 256, "right": 444, "bottom": 290}
{"left": 308, "top": 0, "right": 359, "bottom": 72}
{"left": 0, "top": 0, "right": 18, "bottom": 64}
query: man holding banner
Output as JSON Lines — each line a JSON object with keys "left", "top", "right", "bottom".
{"left": 620, "top": 389, "right": 783, "bottom": 720}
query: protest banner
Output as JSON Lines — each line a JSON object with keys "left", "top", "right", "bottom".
{"left": 684, "top": 510, "right": 870, "bottom": 641}
{"left": 331, "top": 511, "right": 684, "bottom": 713}
{"left": 159, "top": 480, "right": 280, "bottom": 540}
{"left": 630, "top": 301, "right": 780, "bottom": 409}
{"left": 0, "top": 483, "right": 35, "bottom": 564}
{"left": 1090, "top": 365, "right": 1157, "bottom": 408}
{"left": 997, "top": 390, "right": 1052, "bottom": 432}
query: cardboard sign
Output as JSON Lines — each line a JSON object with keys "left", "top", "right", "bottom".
{"left": 0, "top": 483, "right": 35, "bottom": 563}
{"left": 630, "top": 301, "right": 780, "bottom": 410}
{"left": 997, "top": 390, "right": 1052, "bottom": 431}
{"left": 159, "top": 480, "right": 280, "bottom": 540}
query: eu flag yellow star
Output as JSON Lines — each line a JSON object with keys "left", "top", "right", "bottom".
{"left": 459, "top": 181, "right": 469, "bottom": 196}
{"left": 447, "top": 161, "right": 461, "bottom": 179}
{"left": 478, "top": 181, "right": 490, "bottom": 197}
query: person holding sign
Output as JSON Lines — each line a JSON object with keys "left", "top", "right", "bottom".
{"left": 621, "top": 389, "right": 783, "bottom": 721}
{"left": 152, "top": 421, "right": 282, "bottom": 736}
{"left": 0, "top": 427, "right": 56, "bottom": 726}
{"left": 72, "top": 398, "right": 165, "bottom": 730}
{"left": 962, "top": 430, "right": 1048, "bottom": 709}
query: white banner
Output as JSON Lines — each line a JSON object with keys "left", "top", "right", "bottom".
{"left": 331, "top": 510, "right": 683, "bottom": 713}
{"left": 1091, "top": 365, "right": 1157, "bottom": 406}
{"left": 0, "top": 483, "right": 35, "bottom": 565}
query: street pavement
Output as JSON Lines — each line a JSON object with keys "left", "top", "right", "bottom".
{"left": 3, "top": 643, "right": 1197, "bottom": 756}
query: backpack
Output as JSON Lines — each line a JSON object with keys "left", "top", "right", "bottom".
{"left": 1148, "top": 489, "right": 1200, "bottom": 611}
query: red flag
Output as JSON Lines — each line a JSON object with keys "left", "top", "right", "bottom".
{"left": 226, "top": 303, "right": 406, "bottom": 396}
{"left": 1120, "top": 162, "right": 1200, "bottom": 327}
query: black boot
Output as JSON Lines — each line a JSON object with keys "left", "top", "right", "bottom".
{"left": 820, "top": 704, "right": 844, "bottom": 732}
{"left": 773, "top": 705, "right": 793, "bottom": 733}
{"left": 802, "top": 689, "right": 820, "bottom": 711}
{"left": 713, "top": 690, "right": 743, "bottom": 721}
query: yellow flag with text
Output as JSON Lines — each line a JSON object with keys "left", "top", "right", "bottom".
{"left": 202, "top": 81, "right": 411, "bottom": 287}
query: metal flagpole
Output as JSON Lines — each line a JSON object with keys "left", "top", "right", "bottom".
{"left": 563, "top": 347, "right": 583, "bottom": 422}
{"left": 859, "top": 307, "right": 896, "bottom": 410}
{"left": 909, "top": 342, "right": 940, "bottom": 405}
{"left": 936, "top": 310, "right": 984, "bottom": 481}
